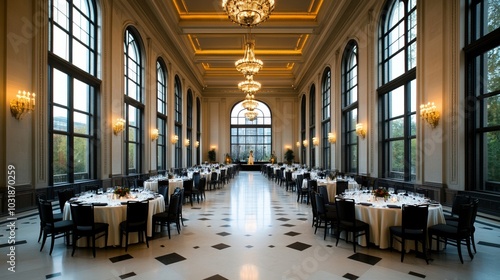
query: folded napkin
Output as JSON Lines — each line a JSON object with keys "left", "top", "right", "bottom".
{"left": 359, "top": 202, "right": 372, "bottom": 206}
{"left": 386, "top": 204, "right": 401, "bottom": 209}
{"left": 92, "top": 202, "right": 108, "bottom": 206}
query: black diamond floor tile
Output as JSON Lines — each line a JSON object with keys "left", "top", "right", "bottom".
{"left": 217, "top": 232, "right": 231, "bottom": 236}
{"left": 478, "top": 241, "right": 500, "bottom": 248}
{"left": 297, "top": 218, "right": 308, "bottom": 221}
{"left": 220, "top": 224, "right": 231, "bottom": 227}
{"left": 281, "top": 223, "right": 295, "bottom": 227}
{"left": 155, "top": 252, "right": 186, "bottom": 265}
{"left": 246, "top": 245, "right": 253, "bottom": 248}
{"left": 408, "top": 271, "right": 426, "bottom": 278}
{"left": 212, "top": 243, "right": 231, "bottom": 250}
{"left": 343, "top": 272, "right": 359, "bottom": 280}
{"left": 46, "top": 272, "right": 62, "bottom": 279}
{"left": 277, "top": 217, "right": 290, "bottom": 221}
{"left": 204, "top": 274, "right": 229, "bottom": 280}
{"left": 286, "top": 241, "right": 312, "bottom": 251}
{"left": 109, "top": 254, "right": 133, "bottom": 263}
{"left": 284, "top": 231, "right": 301, "bottom": 237}
{"left": 119, "top": 272, "right": 137, "bottom": 279}
{"left": 198, "top": 218, "right": 210, "bottom": 220}
{"left": 0, "top": 240, "right": 26, "bottom": 248}
{"left": 348, "top": 253, "right": 382, "bottom": 265}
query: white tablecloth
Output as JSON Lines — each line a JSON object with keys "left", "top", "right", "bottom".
{"left": 144, "top": 180, "right": 159, "bottom": 192}
{"left": 316, "top": 179, "right": 359, "bottom": 201}
{"left": 63, "top": 195, "right": 165, "bottom": 247}
{"left": 354, "top": 202, "right": 445, "bottom": 250}
{"left": 167, "top": 179, "right": 184, "bottom": 198}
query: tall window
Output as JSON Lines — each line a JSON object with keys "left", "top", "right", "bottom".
{"left": 124, "top": 27, "right": 144, "bottom": 174}
{"left": 309, "top": 85, "right": 316, "bottom": 167}
{"left": 322, "top": 68, "right": 331, "bottom": 170}
{"left": 48, "top": 0, "right": 99, "bottom": 184}
{"left": 230, "top": 102, "right": 272, "bottom": 163}
{"left": 174, "top": 76, "right": 182, "bottom": 168}
{"left": 196, "top": 97, "right": 201, "bottom": 165}
{"left": 378, "top": 0, "right": 417, "bottom": 181}
{"left": 156, "top": 59, "right": 167, "bottom": 172}
{"left": 186, "top": 90, "right": 193, "bottom": 167}
{"left": 342, "top": 41, "right": 359, "bottom": 173}
{"left": 466, "top": 0, "right": 500, "bottom": 192}
{"left": 301, "top": 96, "right": 307, "bottom": 164}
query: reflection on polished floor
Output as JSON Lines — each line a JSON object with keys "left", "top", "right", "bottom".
{"left": 1, "top": 171, "right": 499, "bottom": 280}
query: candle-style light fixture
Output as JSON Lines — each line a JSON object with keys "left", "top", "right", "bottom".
{"left": 151, "top": 128, "right": 159, "bottom": 141}
{"left": 242, "top": 93, "right": 259, "bottom": 111}
{"left": 328, "top": 132, "right": 336, "bottom": 144}
{"left": 236, "top": 39, "right": 263, "bottom": 79}
{"left": 245, "top": 110, "right": 258, "bottom": 121}
{"left": 420, "top": 102, "right": 440, "bottom": 128}
{"left": 184, "top": 139, "right": 190, "bottom": 147}
{"left": 238, "top": 77, "right": 261, "bottom": 93}
{"left": 171, "top": 134, "right": 179, "bottom": 144}
{"left": 195, "top": 141, "right": 200, "bottom": 148}
{"left": 356, "top": 123, "right": 366, "bottom": 139}
{"left": 302, "top": 139, "right": 308, "bottom": 147}
{"left": 113, "top": 118, "right": 126, "bottom": 135}
{"left": 10, "top": 90, "right": 36, "bottom": 120}
{"left": 312, "top": 137, "right": 319, "bottom": 146}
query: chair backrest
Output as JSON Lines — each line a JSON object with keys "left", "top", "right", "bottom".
{"left": 303, "top": 172, "right": 311, "bottom": 180}
{"left": 221, "top": 169, "right": 226, "bottom": 177}
{"left": 58, "top": 189, "right": 75, "bottom": 213}
{"left": 198, "top": 177, "right": 206, "bottom": 191}
{"left": 470, "top": 198, "right": 479, "bottom": 227}
{"left": 136, "top": 178, "right": 145, "bottom": 188}
{"left": 210, "top": 172, "right": 218, "bottom": 181}
{"left": 317, "top": 185, "right": 330, "bottom": 204}
{"left": 192, "top": 172, "right": 201, "bottom": 188}
{"left": 308, "top": 179, "right": 318, "bottom": 193}
{"left": 183, "top": 179, "right": 193, "bottom": 191}
{"left": 336, "top": 181, "right": 349, "bottom": 196}
{"left": 315, "top": 193, "right": 326, "bottom": 216}
{"left": 296, "top": 174, "right": 304, "bottom": 189}
{"left": 126, "top": 200, "right": 149, "bottom": 225}
{"left": 70, "top": 203, "right": 95, "bottom": 228}
{"left": 451, "top": 195, "right": 471, "bottom": 216}
{"left": 158, "top": 179, "right": 169, "bottom": 187}
{"left": 40, "top": 200, "right": 56, "bottom": 226}
{"left": 126, "top": 178, "right": 137, "bottom": 190}
{"left": 402, "top": 204, "right": 428, "bottom": 231}
{"left": 285, "top": 171, "right": 292, "bottom": 181}
{"left": 456, "top": 203, "right": 474, "bottom": 236}
{"left": 335, "top": 198, "right": 356, "bottom": 222}
{"left": 167, "top": 194, "right": 181, "bottom": 217}
{"left": 159, "top": 185, "right": 169, "bottom": 204}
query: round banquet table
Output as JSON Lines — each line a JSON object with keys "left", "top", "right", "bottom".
{"left": 316, "top": 179, "right": 359, "bottom": 200}
{"left": 351, "top": 200, "right": 445, "bottom": 250}
{"left": 63, "top": 194, "right": 165, "bottom": 247}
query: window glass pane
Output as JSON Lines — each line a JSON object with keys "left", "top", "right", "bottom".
{"left": 389, "top": 140, "right": 405, "bottom": 176}
{"left": 388, "top": 87, "right": 405, "bottom": 118}
{"left": 128, "top": 143, "right": 137, "bottom": 173}
{"left": 53, "top": 106, "right": 68, "bottom": 132}
{"left": 53, "top": 26, "right": 69, "bottom": 60}
{"left": 73, "top": 136, "right": 89, "bottom": 179}
{"left": 74, "top": 112, "right": 89, "bottom": 134}
{"left": 410, "top": 114, "right": 417, "bottom": 136}
{"left": 486, "top": 46, "right": 500, "bottom": 93}
{"left": 485, "top": 95, "right": 500, "bottom": 127}
{"left": 53, "top": 0, "right": 69, "bottom": 29}
{"left": 53, "top": 134, "right": 68, "bottom": 183}
{"left": 74, "top": 79, "right": 89, "bottom": 112}
{"left": 53, "top": 69, "right": 68, "bottom": 106}
{"left": 387, "top": 51, "right": 405, "bottom": 81}
{"left": 410, "top": 138, "right": 416, "bottom": 180}
{"left": 485, "top": 131, "right": 500, "bottom": 182}
{"left": 389, "top": 118, "right": 404, "bottom": 138}
{"left": 73, "top": 39, "right": 90, "bottom": 72}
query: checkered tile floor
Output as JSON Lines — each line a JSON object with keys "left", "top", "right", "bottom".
{"left": 1, "top": 171, "right": 499, "bottom": 279}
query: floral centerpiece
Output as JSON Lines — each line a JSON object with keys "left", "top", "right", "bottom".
{"left": 114, "top": 186, "right": 130, "bottom": 197}
{"left": 373, "top": 187, "right": 390, "bottom": 199}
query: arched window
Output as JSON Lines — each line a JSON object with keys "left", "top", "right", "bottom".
{"left": 174, "top": 76, "right": 183, "bottom": 168}
{"left": 342, "top": 41, "right": 358, "bottom": 173}
{"left": 196, "top": 97, "right": 201, "bottom": 165}
{"left": 156, "top": 58, "right": 167, "bottom": 172}
{"left": 124, "top": 27, "right": 144, "bottom": 174}
{"left": 378, "top": 0, "right": 417, "bottom": 181}
{"left": 465, "top": 0, "right": 500, "bottom": 192}
{"left": 309, "top": 85, "right": 316, "bottom": 167}
{"left": 321, "top": 68, "right": 331, "bottom": 169}
{"left": 301, "top": 95, "right": 307, "bottom": 164}
{"left": 48, "top": 0, "right": 99, "bottom": 184}
{"left": 186, "top": 90, "right": 193, "bottom": 167}
{"left": 230, "top": 102, "right": 272, "bottom": 163}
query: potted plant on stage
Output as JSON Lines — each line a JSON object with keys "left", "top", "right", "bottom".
{"left": 208, "top": 148, "right": 216, "bottom": 163}
{"left": 284, "top": 149, "right": 295, "bottom": 165}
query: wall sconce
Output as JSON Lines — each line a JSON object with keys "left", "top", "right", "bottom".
{"left": 356, "top": 123, "right": 366, "bottom": 139}
{"left": 171, "top": 135, "right": 179, "bottom": 144}
{"left": 113, "top": 118, "right": 126, "bottom": 135}
{"left": 328, "top": 132, "right": 336, "bottom": 144}
{"left": 195, "top": 141, "right": 200, "bottom": 148}
{"left": 302, "top": 139, "right": 308, "bottom": 147}
{"left": 151, "top": 128, "right": 159, "bottom": 141}
{"left": 284, "top": 145, "right": 291, "bottom": 150}
{"left": 10, "top": 90, "right": 36, "bottom": 120}
{"left": 184, "top": 139, "right": 190, "bottom": 147}
{"left": 210, "top": 145, "right": 217, "bottom": 150}
{"left": 420, "top": 102, "right": 440, "bottom": 128}
{"left": 296, "top": 141, "right": 300, "bottom": 147}
{"left": 312, "top": 137, "right": 319, "bottom": 146}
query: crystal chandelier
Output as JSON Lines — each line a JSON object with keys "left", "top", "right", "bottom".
{"left": 245, "top": 110, "right": 258, "bottom": 121}
{"left": 238, "top": 77, "right": 261, "bottom": 93}
{"left": 242, "top": 93, "right": 258, "bottom": 111}
{"left": 222, "top": 0, "right": 275, "bottom": 27}
{"left": 235, "top": 40, "right": 263, "bottom": 79}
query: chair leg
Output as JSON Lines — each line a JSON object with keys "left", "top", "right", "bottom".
{"left": 72, "top": 233, "right": 77, "bottom": 256}
{"left": 40, "top": 232, "right": 48, "bottom": 251}
{"left": 401, "top": 238, "right": 406, "bottom": 262}
{"left": 466, "top": 238, "right": 474, "bottom": 260}
{"left": 457, "top": 240, "right": 464, "bottom": 264}
{"left": 92, "top": 236, "right": 96, "bottom": 258}
{"left": 144, "top": 230, "right": 149, "bottom": 248}
{"left": 125, "top": 232, "right": 129, "bottom": 252}
{"left": 49, "top": 234, "right": 55, "bottom": 255}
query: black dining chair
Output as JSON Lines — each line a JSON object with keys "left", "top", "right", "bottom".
{"left": 389, "top": 204, "right": 429, "bottom": 264}
{"left": 315, "top": 193, "right": 337, "bottom": 240}
{"left": 119, "top": 200, "right": 149, "bottom": 252}
{"left": 192, "top": 177, "right": 206, "bottom": 202}
{"left": 152, "top": 193, "right": 181, "bottom": 239}
{"left": 70, "top": 203, "right": 109, "bottom": 257}
{"left": 444, "top": 194, "right": 471, "bottom": 223}
{"left": 428, "top": 202, "right": 475, "bottom": 264}
{"left": 37, "top": 194, "right": 63, "bottom": 243}
{"left": 39, "top": 200, "right": 73, "bottom": 255}
{"left": 336, "top": 181, "right": 349, "bottom": 196}
{"left": 57, "top": 189, "right": 75, "bottom": 214}
{"left": 445, "top": 198, "right": 479, "bottom": 253}
{"left": 335, "top": 197, "right": 370, "bottom": 253}
{"left": 182, "top": 179, "right": 195, "bottom": 206}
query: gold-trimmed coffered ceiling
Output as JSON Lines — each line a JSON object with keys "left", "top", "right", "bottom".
{"left": 139, "top": 0, "right": 359, "bottom": 96}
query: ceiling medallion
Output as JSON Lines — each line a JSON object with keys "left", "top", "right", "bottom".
{"left": 238, "top": 78, "right": 261, "bottom": 93}
{"left": 245, "top": 110, "right": 258, "bottom": 121}
{"left": 235, "top": 40, "right": 263, "bottom": 79}
{"left": 242, "top": 93, "right": 258, "bottom": 111}
{"left": 222, "top": 0, "right": 275, "bottom": 27}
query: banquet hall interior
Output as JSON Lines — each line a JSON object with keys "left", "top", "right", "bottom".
{"left": 1, "top": 0, "right": 500, "bottom": 279}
